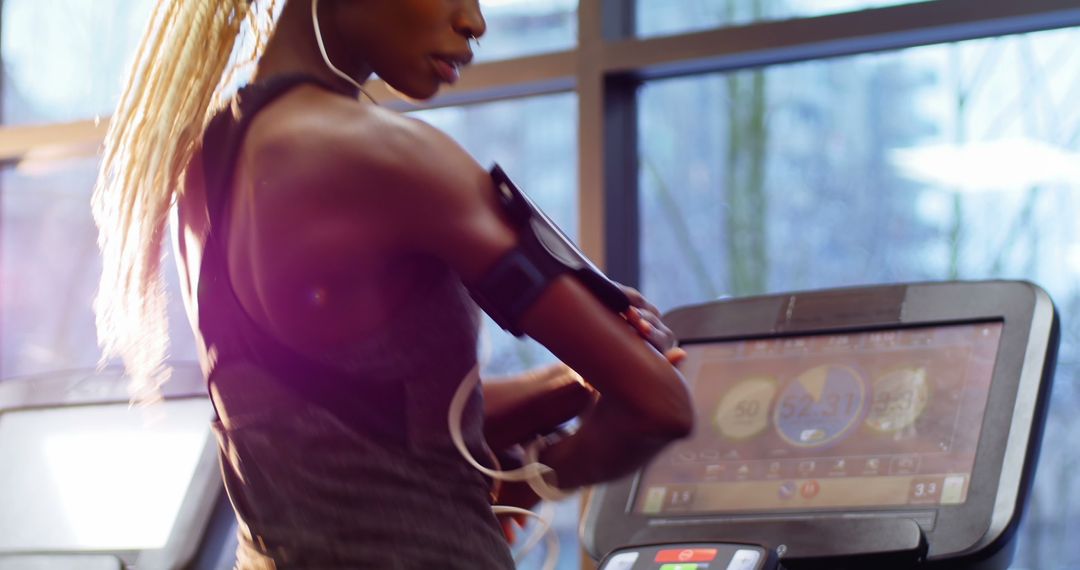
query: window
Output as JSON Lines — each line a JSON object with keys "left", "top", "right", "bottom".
{"left": 638, "top": 26, "right": 1080, "bottom": 568}
{"left": 476, "top": 0, "right": 578, "bottom": 62}
{"left": 639, "top": 26, "right": 1080, "bottom": 307}
{"left": 2, "top": 1, "right": 1078, "bottom": 568}
{"left": 2, "top": 0, "right": 153, "bottom": 125}
{"left": 0, "top": 161, "right": 197, "bottom": 379}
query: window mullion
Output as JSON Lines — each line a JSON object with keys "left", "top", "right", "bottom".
{"left": 579, "top": 0, "right": 641, "bottom": 286}
{"left": 577, "top": 0, "right": 605, "bottom": 266}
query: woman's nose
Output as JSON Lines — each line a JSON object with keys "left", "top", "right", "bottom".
{"left": 454, "top": 0, "right": 487, "bottom": 40}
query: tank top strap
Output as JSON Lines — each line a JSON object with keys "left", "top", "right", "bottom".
{"left": 203, "top": 73, "right": 349, "bottom": 228}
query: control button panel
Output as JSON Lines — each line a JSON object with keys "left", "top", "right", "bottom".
{"left": 599, "top": 543, "right": 774, "bottom": 570}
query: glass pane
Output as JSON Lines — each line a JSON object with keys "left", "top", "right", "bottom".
{"left": 476, "top": 0, "right": 577, "bottom": 62}
{"left": 1, "top": 0, "right": 154, "bottom": 124}
{"left": 0, "top": 0, "right": 575, "bottom": 122}
{"left": 637, "top": 0, "right": 930, "bottom": 37}
{"left": 1, "top": 160, "right": 197, "bottom": 379}
{"left": 638, "top": 26, "right": 1080, "bottom": 568}
{"left": 412, "top": 93, "right": 579, "bottom": 569}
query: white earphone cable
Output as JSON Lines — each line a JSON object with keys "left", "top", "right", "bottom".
{"left": 450, "top": 366, "right": 568, "bottom": 568}
{"left": 448, "top": 366, "right": 571, "bottom": 501}
{"left": 311, "top": 0, "right": 376, "bottom": 103}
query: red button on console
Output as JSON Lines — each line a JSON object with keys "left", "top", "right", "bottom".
{"left": 655, "top": 548, "right": 718, "bottom": 563}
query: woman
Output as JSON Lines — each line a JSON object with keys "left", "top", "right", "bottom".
{"left": 93, "top": 0, "right": 693, "bottom": 567}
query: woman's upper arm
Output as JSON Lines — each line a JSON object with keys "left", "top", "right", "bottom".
{"left": 349, "top": 117, "right": 693, "bottom": 435}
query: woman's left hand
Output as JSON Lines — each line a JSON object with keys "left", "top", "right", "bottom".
{"left": 620, "top": 285, "right": 686, "bottom": 365}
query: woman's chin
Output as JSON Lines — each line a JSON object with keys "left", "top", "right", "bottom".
{"left": 384, "top": 80, "right": 441, "bottom": 104}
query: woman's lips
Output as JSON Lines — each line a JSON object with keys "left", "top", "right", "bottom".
{"left": 431, "top": 57, "right": 461, "bottom": 84}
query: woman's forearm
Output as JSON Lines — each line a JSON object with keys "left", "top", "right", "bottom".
{"left": 537, "top": 399, "right": 687, "bottom": 489}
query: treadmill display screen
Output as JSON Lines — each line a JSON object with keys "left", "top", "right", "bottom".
{"left": 633, "top": 321, "right": 1002, "bottom": 515}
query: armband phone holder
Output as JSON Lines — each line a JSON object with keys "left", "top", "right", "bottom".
{"left": 469, "top": 165, "right": 630, "bottom": 336}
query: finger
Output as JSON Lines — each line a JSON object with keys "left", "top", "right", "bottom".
{"left": 650, "top": 316, "right": 674, "bottom": 340}
{"left": 501, "top": 518, "right": 516, "bottom": 543}
{"left": 625, "top": 307, "right": 677, "bottom": 355}
{"left": 665, "top": 347, "right": 687, "bottom": 365}
{"left": 621, "top": 285, "right": 645, "bottom": 307}
{"left": 626, "top": 308, "right": 657, "bottom": 340}
{"left": 624, "top": 307, "right": 648, "bottom": 334}
{"left": 629, "top": 290, "right": 660, "bottom": 316}
{"left": 638, "top": 320, "right": 654, "bottom": 337}
{"left": 635, "top": 309, "right": 668, "bottom": 339}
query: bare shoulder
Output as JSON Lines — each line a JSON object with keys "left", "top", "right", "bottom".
{"left": 251, "top": 87, "right": 484, "bottom": 199}
{"left": 243, "top": 86, "right": 513, "bottom": 279}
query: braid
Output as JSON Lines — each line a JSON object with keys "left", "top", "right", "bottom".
{"left": 92, "top": 0, "right": 278, "bottom": 403}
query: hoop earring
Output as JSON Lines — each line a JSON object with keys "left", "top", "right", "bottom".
{"left": 311, "top": 0, "right": 378, "bottom": 104}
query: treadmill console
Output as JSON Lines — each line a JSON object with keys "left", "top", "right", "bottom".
{"left": 582, "top": 281, "right": 1058, "bottom": 569}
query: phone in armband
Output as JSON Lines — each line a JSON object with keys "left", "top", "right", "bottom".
{"left": 468, "top": 165, "right": 631, "bottom": 336}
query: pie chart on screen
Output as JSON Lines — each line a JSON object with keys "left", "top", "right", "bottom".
{"left": 774, "top": 364, "right": 867, "bottom": 448}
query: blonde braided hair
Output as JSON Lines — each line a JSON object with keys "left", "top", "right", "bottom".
{"left": 92, "top": 0, "right": 279, "bottom": 402}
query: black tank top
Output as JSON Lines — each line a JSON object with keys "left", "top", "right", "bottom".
{"left": 196, "top": 74, "right": 514, "bottom": 568}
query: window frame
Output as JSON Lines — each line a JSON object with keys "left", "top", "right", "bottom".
{"left": 1, "top": 1, "right": 1079, "bottom": 568}
{"left": 0, "top": 0, "right": 1077, "bottom": 285}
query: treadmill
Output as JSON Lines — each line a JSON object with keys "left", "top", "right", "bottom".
{"left": 582, "top": 281, "right": 1058, "bottom": 570}
{"left": 0, "top": 364, "right": 235, "bottom": 570}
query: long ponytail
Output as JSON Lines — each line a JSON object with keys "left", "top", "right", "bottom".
{"left": 92, "top": 0, "right": 278, "bottom": 402}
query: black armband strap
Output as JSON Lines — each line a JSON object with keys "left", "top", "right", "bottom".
{"left": 469, "top": 229, "right": 566, "bottom": 336}
{"left": 468, "top": 165, "right": 631, "bottom": 337}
